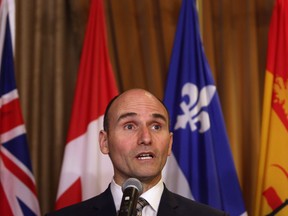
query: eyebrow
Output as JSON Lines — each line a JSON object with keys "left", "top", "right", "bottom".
{"left": 117, "top": 112, "right": 168, "bottom": 123}
{"left": 152, "top": 113, "right": 167, "bottom": 123}
{"left": 117, "top": 112, "right": 137, "bottom": 123}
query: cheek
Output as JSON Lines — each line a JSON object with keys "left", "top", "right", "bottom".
{"left": 155, "top": 133, "right": 171, "bottom": 145}
{"left": 108, "top": 135, "right": 132, "bottom": 155}
{"left": 108, "top": 142, "right": 133, "bottom": 168}
{"left": 158, "top": 137, "right": 173, "bottom": 156}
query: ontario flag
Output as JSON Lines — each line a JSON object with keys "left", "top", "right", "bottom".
{"left": 0, "top": 0, "right": 41, "bottom": 215}
{"left": 254, "top": 0, "right": 288, "bottom": 215}
{"left": 55, "top": 0, "right": 118, "bottom": 209}
{"left": 162, "top": 0, "right": 247, "bottom": 215}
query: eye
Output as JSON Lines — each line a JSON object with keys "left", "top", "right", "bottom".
{"left": 124, "top": 123, "right": 135, "bottom": 130}
{"left": 152, "top": 124, "right": 161, "bottom": 131}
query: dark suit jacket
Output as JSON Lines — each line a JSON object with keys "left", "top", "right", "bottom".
{"left": 46, "top": 185, "right": 229, "bottom": 216}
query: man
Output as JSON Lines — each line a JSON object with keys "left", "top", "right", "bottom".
{"left": 47, "top": 88, "right": 228, "bottom": 216}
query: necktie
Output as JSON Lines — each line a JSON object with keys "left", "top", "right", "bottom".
{"left": 136, "top": 197, "right": 149, "bottom": 216}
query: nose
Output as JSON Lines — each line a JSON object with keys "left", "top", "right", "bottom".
{"left": 138, "top": 126, "right": 152, "bottom": 145}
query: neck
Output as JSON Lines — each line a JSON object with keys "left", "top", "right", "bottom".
{"left": 114, "top": 175, "right": 162, "bottom": 193}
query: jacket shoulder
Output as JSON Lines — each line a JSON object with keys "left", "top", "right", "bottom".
{"left": 158, "top": 188, "right": 228, "bottom": 216}
{"left": 45, "top": 187, "right": 116, "bottom": 216}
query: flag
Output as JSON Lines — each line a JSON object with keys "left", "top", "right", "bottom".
{"left": 254, "top": 0, "right": 288, "bottom": 215}
{"left": 162, "top": 0, "right": 247, "bottom": 215}
{"left": 55, "top": 0, "right": 118, "bottom": 209}
{"left": 0, "top": 0, "right": 41, "bottom": 215}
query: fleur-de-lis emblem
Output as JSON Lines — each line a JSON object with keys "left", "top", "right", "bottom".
{"left": 174, "top": 83, "right": 216, "bottom": 133}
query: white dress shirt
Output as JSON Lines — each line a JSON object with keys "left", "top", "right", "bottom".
{"left": 110, "top": 178, "right": 164, "bottom": 216}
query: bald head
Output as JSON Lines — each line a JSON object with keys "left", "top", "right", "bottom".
{"left": 103, "top": 89, "right": 170, "bottom": 132}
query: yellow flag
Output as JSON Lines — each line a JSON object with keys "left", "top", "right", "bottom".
{"left": 255, "top": 0, "right": 288, "bottom": 215}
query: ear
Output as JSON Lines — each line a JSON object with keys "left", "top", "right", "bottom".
{"left": 99, "top": 130, "right": 109, "bottom": 154}
{"left": 167, "top": 132, "right": 173, "bottom": 156}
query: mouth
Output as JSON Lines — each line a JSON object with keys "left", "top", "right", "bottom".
{"left": 136, "top": 153, "right": 154, "bottom": 160}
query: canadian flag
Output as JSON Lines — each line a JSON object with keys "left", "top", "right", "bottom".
{"left": 55, "top": 0, "right": 118, "bottom": 209}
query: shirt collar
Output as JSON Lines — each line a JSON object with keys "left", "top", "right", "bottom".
{"left": 110, "top": 179, "right": 123, "bottom": 211}
{"left": 139, "top": 179, "right": 164, "bottom": 212}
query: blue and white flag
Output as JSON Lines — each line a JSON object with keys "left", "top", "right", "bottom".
{"left": 162, "top": 0, "right": 247, "bottom": 215}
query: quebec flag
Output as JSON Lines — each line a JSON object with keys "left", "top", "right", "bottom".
{"left": 162, "top": 0, "right": 247, "bottom": 215}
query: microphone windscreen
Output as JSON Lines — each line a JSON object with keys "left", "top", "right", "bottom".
{"left": 122, "top": 178, "right": 143, "bottom": 194}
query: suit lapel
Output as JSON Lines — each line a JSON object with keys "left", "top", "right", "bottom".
{"left": 157, "top": 187, "right": 179, "bottom": 216}
{"left": 92, "top": 186, "right": 117, "bottom": 216}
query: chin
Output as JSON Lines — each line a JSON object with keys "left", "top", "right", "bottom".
{"left": 136, "top": 173, "right": 161, "bottom": 183}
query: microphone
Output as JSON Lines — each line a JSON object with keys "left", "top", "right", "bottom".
{"left": 118, "top": 178, "right": 143, "bottom": 216}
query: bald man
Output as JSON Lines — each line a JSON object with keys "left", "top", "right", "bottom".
{"left": 46, "top": 89, "right": 228, "bottom": 216}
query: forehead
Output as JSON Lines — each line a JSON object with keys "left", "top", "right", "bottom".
{"left": 109, "top": 90, "right": 168, "bottom": 119}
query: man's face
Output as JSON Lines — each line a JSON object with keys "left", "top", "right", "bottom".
{"left": 99, "top": 89, "right": 173, "bottom": 186}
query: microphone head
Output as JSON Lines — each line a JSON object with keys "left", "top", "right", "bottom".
{"left": 122, "top": 178, "right": 143, "bottom": 194}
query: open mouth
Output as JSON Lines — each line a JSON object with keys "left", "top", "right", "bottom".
{"left": 136, "top": 153, "right": 154, "bottom": 160}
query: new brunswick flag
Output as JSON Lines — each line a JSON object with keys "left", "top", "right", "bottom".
{"left": 255, "top": 0, "right": 288, "bottom": 215}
